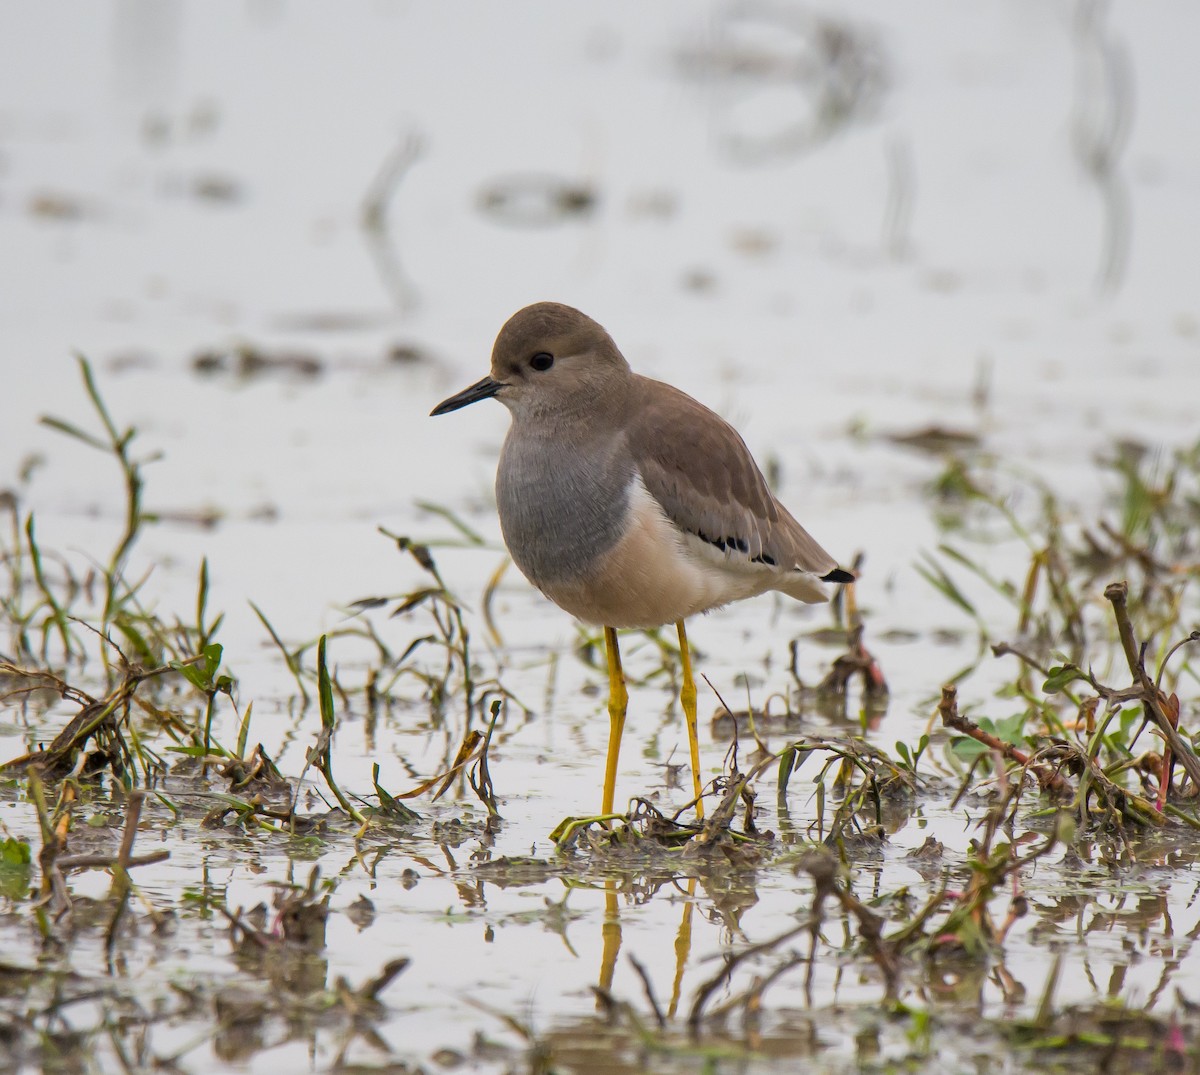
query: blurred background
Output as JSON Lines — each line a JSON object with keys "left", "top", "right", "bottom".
{"left": 3, "top": 0, "right": 1199, "bottom": 711}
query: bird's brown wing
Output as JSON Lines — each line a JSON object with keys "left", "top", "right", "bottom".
{"left": 625, "top": 377, "right": 843, "bottom": 576}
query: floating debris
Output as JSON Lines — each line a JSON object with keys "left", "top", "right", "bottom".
{"left": 192, "top": 343, "right": 324, "bottom": 379}
{"left": 886, "top": 425, "right": 983, "bottom": 454}
{"left": 478, "top": 173, "right": 598, "bottom": 227}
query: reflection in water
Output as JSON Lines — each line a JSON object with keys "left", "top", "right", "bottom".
{"left": 597, "top": 873, "right": 698, "bottom": 1019}
{"left": 361, "top": 132, "right": 425, "bottom": 313}
{"left": 1070, "top": 0, "right": 1133, "bottom": 295}
{"left": 667, "top": 876, "right": 696, "bottom": 1019}
{"left": 678, "top": 5, "right": 888, "bottom": 164}
{"left": 599, "top": 878, "right": 621, "bottom": 996}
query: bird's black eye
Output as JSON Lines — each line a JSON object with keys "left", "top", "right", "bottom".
{"left": 529, "top": 352, "right": 554, "bottom": 372}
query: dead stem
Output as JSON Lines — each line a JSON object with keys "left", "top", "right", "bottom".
{"left": 56, "top": 850, "right": 168, "bottom": 871}
{"left": 1, "top": 659, "right": 181, "bottom": 778}
{"left": 817, "top": 622, "right": 889, "bottom": 698}
{"left": 937, "top": 684, "right": 1073, "bottom": 796}
{"left": 1105, "top": 582, "right": 1200, "bottom": 791}
{"left": 467, "top": 698, "right": 503, "bottom": 819}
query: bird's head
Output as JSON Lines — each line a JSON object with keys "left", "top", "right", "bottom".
{"left": 431, "top": 302, "right": 632, "bottom": 422}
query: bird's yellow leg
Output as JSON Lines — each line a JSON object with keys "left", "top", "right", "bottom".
{"left": 601, "top": 626, "right": 628, "bottom": 816}
{"left": 676, "top": 619, "right": 704, "bottom": 819}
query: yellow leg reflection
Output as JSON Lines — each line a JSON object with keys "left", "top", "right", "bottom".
{"left": 667, "top": 876, "right": 698, "bottom": 1018}
{"left": 599, "top": 878, "right": 622, "bottom": 997}
{"left": 601, "top": 626, "right": 628, "bottom": 816}
{"left": 675, "top": 620, "right": 704, "bottom": 819}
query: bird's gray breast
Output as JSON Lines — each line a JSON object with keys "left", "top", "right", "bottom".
{"left": 496, "top": 423, "right": 634, "bottom": 590}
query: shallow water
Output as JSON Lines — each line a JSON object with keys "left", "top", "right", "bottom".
{"left": 1, "top": 3, "right": 1199, "bottom": 1072}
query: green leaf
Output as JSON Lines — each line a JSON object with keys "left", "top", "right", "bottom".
{"left": 165, "top": 745, "right": 213, "bottom": 757}
{"left": 201, "top": 642, "right": 223, "bottom": 679}
{"left": 0, "top": 847, "right": 31, "bottom": 900}
{"left": 0, "top": 837, "right": 31, "bottom": 866}
{"left": 38, "top": 415, "right": 109, "bottom": 452}
{"left": 777, "top": 745, "right": 797, "bottom": 795}
{"left": 950, "top": 737, "right": 988, "bottom": 761}
{"left": 993, "top": 713, "right": 1029, "bottom": 745}
{"left": 914, "top": 552, "right": 979, "bottom": 619}
{"left": 236, "top": 702, "right": 254, "bottom": 760}
{"left": 171, "top": 661, "right": 208, "bottom": 691}
{"left": 372, "top": 763, "right": 420, "bottom": 822}
{"left": 413, "top": 501, "right": 488, "bottom": 545}
{"left": 317, "top": 635, "right": 335, "bottom": 731}
{"left": 172, "top": 642, "right": 225, "bottom": 694}
{"left": 1042, "top": 665, "right": 1081, "bottom": 693}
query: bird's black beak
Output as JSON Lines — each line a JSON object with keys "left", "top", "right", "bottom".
{"left": 430, "top": 376, "right": 504, "bottom": 416}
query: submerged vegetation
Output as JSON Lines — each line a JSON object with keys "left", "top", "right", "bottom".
{"left": 0, "top": 361, "right": 1198, "bottom": 1072}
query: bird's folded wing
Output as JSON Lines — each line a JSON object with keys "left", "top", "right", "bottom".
{"left": 625, "top": 378, "right": 840, "bottom": 575}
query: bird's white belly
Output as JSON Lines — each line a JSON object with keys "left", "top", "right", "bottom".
{"left": 536, "top": 476, "right": 777, "bottom": 629}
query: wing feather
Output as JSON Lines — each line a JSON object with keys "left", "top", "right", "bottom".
{"left": 624, "top": 377, "right": 841, "bottom": 577}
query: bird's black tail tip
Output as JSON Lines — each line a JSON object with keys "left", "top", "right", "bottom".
{"left": 822, "top": 568, "right": 856, "bottom": 585}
